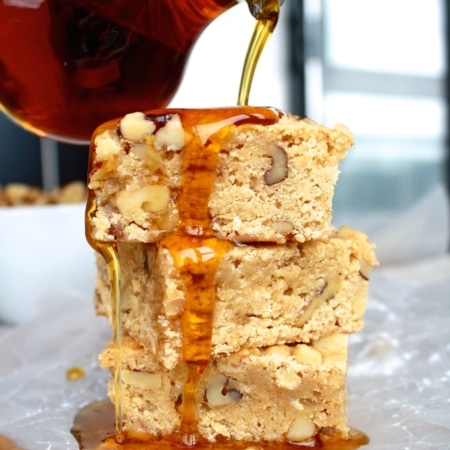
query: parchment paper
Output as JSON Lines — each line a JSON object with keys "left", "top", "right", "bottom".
{"left": 0, "top": 184, "right": 449, "bottom": 449}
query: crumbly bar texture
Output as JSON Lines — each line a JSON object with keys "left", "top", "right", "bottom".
{"left": 94, "top": 226, "right": 376, "bottom": 370}
{"left": 99, "top": 333, "right": 350, "bottom": 443}
{"left": 88, "top": 111, "right": 353, "bottom": 244}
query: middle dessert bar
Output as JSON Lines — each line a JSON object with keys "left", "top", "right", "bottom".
{"left": 94, "top": 226, "right": 376, "bottom": 370}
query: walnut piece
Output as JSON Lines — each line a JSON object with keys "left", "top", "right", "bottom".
{"left": 297, "top": 275, "right": 341, "bottom": 327}
{"left": 130, "top": 143, "right": 163, "bottom": 172}
{"left": 94, "top": 130, "right": 121, "bottom": 162}
{"left": 0, "top": 181, "right": 87, "bottom": 207}
{"left": 116, "top": 185, "right": 170, "bottom": 215}
{"left": 264, "top": 145, "right": 288, "bottom": 185}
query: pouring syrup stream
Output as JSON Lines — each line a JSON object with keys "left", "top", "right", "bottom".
{"left": 238, "top": 0, "right": 282, "bottom": 105}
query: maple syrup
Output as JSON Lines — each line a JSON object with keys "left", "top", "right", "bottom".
{"left": 66, "top": 366, "right": 86, "bottom": 381}
{"left": 238, "top": 0, "right": 281, "bottom": 105}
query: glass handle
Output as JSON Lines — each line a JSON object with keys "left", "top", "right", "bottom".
{"left": 40, "top": 138, "right": 60, "bottom": 191}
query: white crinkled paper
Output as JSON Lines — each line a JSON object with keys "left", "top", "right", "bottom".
{"left": 347, "top": 270, "right": 450, "bottom": 449}
{"left": 0, "top": 288, "right": 111, "bottom": 450}
{"left": 0, "top": 185, "right": 449, "bottom": 449}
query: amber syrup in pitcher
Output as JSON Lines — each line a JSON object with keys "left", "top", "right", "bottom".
{"left": 0, "top": 0, "right": 242, "bottom": 142}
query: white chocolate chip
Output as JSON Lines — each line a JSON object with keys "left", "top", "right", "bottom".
{"left": 116, "top": 185, "right": 170, "bottom": 215}
{"left": 155, "top": 114, "right": 185, "bottom": 150}
{"left": 120, "top": 112, "right": 156, "bottom": 141}
{"left": 263, "top": 344, "right": 292, "bottom": 358}
{"left": 122, "top": 369, "right": 162, "bottom": 389}
{"left": 272, "top": 220, "right": 294, "bottom": 235}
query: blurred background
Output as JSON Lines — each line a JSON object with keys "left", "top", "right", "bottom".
{"left": 0, "top": 0, "right": 448, "bottom": 233}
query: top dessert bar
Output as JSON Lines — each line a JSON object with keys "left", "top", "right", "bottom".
{"left": 87, "top": 107, "right": 353, "bottom": 244}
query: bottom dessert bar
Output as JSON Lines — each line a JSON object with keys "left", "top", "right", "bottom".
{"left": 100, "top": 333, "right": 350, "bottom": 444}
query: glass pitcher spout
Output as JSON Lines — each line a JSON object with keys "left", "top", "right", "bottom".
{"left": 244, "top": 0, "right": 284, "bottom": 21}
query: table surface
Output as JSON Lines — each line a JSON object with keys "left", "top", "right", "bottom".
{"left": 0, "top": 256, "right": 449, "bottom": 449}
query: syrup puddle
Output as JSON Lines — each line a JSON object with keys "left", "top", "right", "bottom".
{"left": 70, "top": 399, "right": 369, "bottom": 450}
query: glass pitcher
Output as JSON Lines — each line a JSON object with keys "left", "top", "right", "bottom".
{"left": 0, "top": 0, "right": 279, "bottom": 144}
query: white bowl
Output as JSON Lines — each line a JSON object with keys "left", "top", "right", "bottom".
{"left": 0, "top": 203, "right": 96, "bottom": 325}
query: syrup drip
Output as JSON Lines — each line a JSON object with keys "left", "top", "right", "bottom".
{"left": 85, "top": 223, "right": 125, "bottom": 441}
{"left": 238, "top": 0, "right": 281, "bottom": 105}
{"left": 160, "top": 107, "right": 280, "bottom": 443}
{"left": 160, "top": 234, "right": 232, "bottom": 444}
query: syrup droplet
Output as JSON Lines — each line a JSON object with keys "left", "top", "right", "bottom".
{"left": 66, "top": 367, "right": 85, "bottom": 381}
